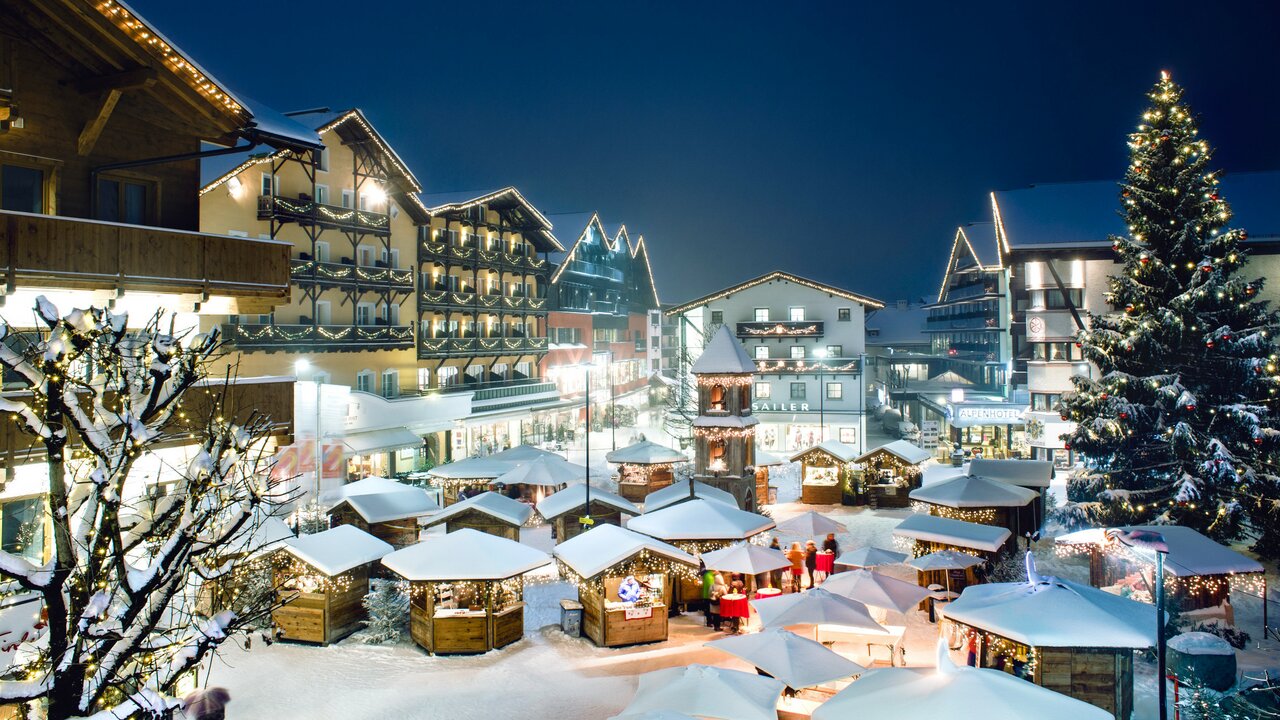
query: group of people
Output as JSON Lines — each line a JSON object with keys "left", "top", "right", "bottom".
{"left": 698, "top": 532, "right": 842, "bottom": 633}
{"left": 775, "top": 533, "right": 840, "bottom": 592}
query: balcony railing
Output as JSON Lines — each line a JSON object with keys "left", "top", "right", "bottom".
{"left": 0, "top": 209, "right": 290, "bottom": 303}
{"left": 258, "top": 195, "right": 390, "bottom": 235}
{"left": 418, "top": 335, "right": 549, "bottom": 357}
{"left": 754, "top": 357, "right": 862, "bottom": 375}
{"left": 222, "top": 322, "right": 414, "bottom": 351}
{"left": 418, "top": 290, "right": 547, "bottom": 311}
{"left": 564, "top": 259, "right": 624, "bottom": 282}
{"left": 290, "top": 258, "right": 414, "bottom": 291}
{"left": 925, "top": 315, "right": 1000, "bottom": 331}
{"left": 736, "top": 321, "right": 825, "bottom": 339}
{"left": 420, "top": 240, "right": 548, "bottom": 271}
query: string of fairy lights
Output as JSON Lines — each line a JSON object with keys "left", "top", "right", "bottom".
{"left": 291, "top": 260, "right": 413, "bottom": 286}
{"left": 225, "top": 324, "right": 413, "bottom": 344}
{"left": 739, "top": 323, "right": 822, "bottom": 337}
{"left": 909, "top": 501, "right": 999, "bottom": 525}
{"left": 664, "top": 270, "right": 885, "bottom": 316}
{"left": 555, "top": 552, "right": 701, "bottom": 596}
{"left": 941, "top": 618, "right": 1040, "bottom": 679}
{"left": 417, "top": 290, "right": 546, "bottom": 311}
{"left": 1053, "top": 539, "right": 1267, "bottom": 597}
{"left": 270, "top": 196, "right": 391, "bottom": 231}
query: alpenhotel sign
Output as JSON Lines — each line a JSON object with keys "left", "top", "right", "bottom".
{"left": 951, "top": 404, "right": 1025, "bottom": 427}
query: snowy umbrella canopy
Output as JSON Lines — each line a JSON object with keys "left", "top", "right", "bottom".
{"left": 906, "top": 550, "right": 985, "bottom": 572}
{"left": 908, "top": 474, "right": 1039, "bottom": 508}
{"left": 813, "top": 641, "right": 1111, "bottom": 720}
{"left": 620, "top": 664, "right": 784, "bottom": 720}
{"left": 751, "top": 587, "right": 886, "bottom": 632}
{"left": 705, "top": 627, "right": 865, "bottom": 688}
{"left": 609, "top": 712, "right": 699, "bottom": 720}
{"left": 701, "top": 542, "right": 791, "bottom": 575}
{"left": 629, "top": 499, "right": 775, "bottom": 542}
{"left": 775, "top": 510, "right": 847, "bottom": 536}
{"left": 820, "top": 569, "right": 934, "bottom": 614}
{"left": 606, "top": 440, "right": 688, "bottom": 465}
{"left": 835, "top": 546, "right": 908, "bottom": 568}
{"left": 493, "top": 455, "right": 586, "bottom": 487}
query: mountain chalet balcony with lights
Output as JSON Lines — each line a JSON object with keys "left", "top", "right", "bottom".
{"left": 736, "top": 320, "right": 825, "bottom": 339}
{"left": 289, "top": 257, "right": 414, "bottom": 292}
{"left": 420, "top": 240, "right": 549, "bottom": 271}
{"left": 258, "top": 194, "right": 391, "bottom": 236}
{"left": 755, "top": 357, "right": 862, "bottom": 375}
{"left": 223, "top": 321, "right": 414, "bottom": 352}
{"left": 418, "top": 289, "right": 548, "bottom": 312}
{"left": 418, "top": 335, "right": 549, "bottom": 358}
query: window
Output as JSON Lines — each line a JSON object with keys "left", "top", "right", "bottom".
{"left": 418, "top": 367, "right": 431, "bottom": 390}
{"left": 709, "top": 440, "right": 726, "bottom": 464}
{"left": 0, "top": 496, "right": 46, "bottom": 563}
{"left": 314, "top": 301, "right": 332, "bottom": 325}
{"left": 356, "top": 245, "right": 374, "bottom": 266}
{"left": 314, "top": 184, "right": 329, "bottom": 205}
{"left": 260, "top": 173, "right": 277, "bottom": 197}
{"left": 709, "top": 384, "right": 726, "bottom": 412}
{"left": 837, "top": 308, "right": 851, "bottom": 322}
{"left": 1045, "top": 288, "right": 1084, "bottom": 310}
{"left": 314, "top": 241, "right": 330, "bottom": 263}
{"left": 438, "top": 366, "right": 458, "bottom": 387}
{"left": 826, "top": 382, "right": 843, "bottom": 400}
{"left": 381, "top": 370, "right": 399, "bottom": 398}
{"left": 1030, "top": 342, "right": 1080, "bottom": 362}
{"left": 96, "top": 177, "right": 153, "bottom": 224}
{"left": 826, "top": 345, "right": 842, "bottom": 357}
{"left": 651, "top": 336, "right": 660, "bottom": 349}
{"left": 341, "top": 189, "right": 354, "bottom": 208}
{"left": 316, "top": 147, "right": 330, "bottom": 172}
{"left": 0, "top": 163, "right": 44, "bottom": 213}
{"left": 790, "top": 345, "right": 806, "bottom": 359}
{"left": 789, "top": 307, "right": 806, "bottom": 322}
{"left": 652, "top": 359, "right": 660, "bottom": 371}
{"left": 754, "top": 308, "right": 769, "bottom": 322}
{"left": 356, "top": 302, "right": 374, "bottom": 326}
{"left": 1031, "top": 392, "right": 1064, "bottom": 412}
{"left": 790, "top": 382, "right": 807, "bottom": 400}
{"left": 710, "top": 310, "right": 723, "bottom": 325}
{"left": 356, "top": 370, "right": 374, "bottom": 393}
{"left": 755, "top": 346, "right": 770, "bottom": 359}
{"left": 755, "top": 382, "right": 772, "bottom": 399}
{"left": 650, "top": 311, "right": 661, "bottom": 327}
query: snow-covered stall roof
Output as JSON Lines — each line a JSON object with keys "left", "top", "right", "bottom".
{"left": 690, "top": 325, "right": 756, "bottom": 375}
{"left": 493, "top": 455, "right": 586, "bottom": 487}
{"left": 752, "top": 447, "right": 785, "bottom": 467}
{"left": 606, "top": 441, "right": 688, "bottom": 465}
{"left": 692, "top": 415, "right": 759, "bottom": 429}
{"left": 644, "top": 480, "right": 737, "bottom": 512}
{"left": 325, "top": 477, "right": 440, "bottom": 523}
{"left": 536, "top": 484, "right": 640, "bottom": 521}
{"left": 421, "top": 491, "right": 532, "bottom": 529}
{"left": 908, "top": 474, "right": 1038, "bottom": 508}
{"left": 427, "top": 456, "right": 510, "bottom": 480}
{"left": 629, "top": 499, "right": 775, "bottom": 541}
{"left": 382, "top": 528, "right": 551, "bottom": 581}
{"left": 1055, "top": 525, "right": 1264, "bottom": 577}
{"left": 490, "top": 444, "right": 564, "bottom": 463}
{"left": 554, "top": 524, "right": 697, "bottom": 580}
{"left": 941, "top": 577, "right": 1158, "bottom": 648}
{"left": 856, "top": 440, "right": 931, "bottom": 466}
{"left": 892, "top": 514, "right": 1010, "bottom": 553}
{"left": 282, "top": 525, "right": 393, "bottom": 577}
{"left": 790, "top": 440, "right": 860, "bottom": 464}
{"left": 967, "top": 459, "right": 1054, "bottom": 488}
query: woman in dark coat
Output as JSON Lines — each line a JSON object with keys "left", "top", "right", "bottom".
{"left": 804, "top": 540, "right": 819, "bottom": 588}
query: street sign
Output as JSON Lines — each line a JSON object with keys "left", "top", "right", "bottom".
{"left": 579, "top": 516, "right": 595, "bottom": 526}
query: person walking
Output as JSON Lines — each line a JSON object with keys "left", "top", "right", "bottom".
{"left": 700, "top": 561, "right": 715, "bottom": 626}
{"left": 804, "top": 540, "right": 819, "bottom": 588}
{"left": 709, "top": 573, "right": 729, "bottom": 631}
{"left": 767, "top": 537, "right": 784, "bottom": 589}
{"left": 821, "top": 532, "right": 840, "bottom": 577}
{"left": 785, "top": 542, "right": 805, "bottom": 592}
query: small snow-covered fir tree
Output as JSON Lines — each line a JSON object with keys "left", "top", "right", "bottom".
{"left": 0, "top": 298, "right": 291, "bottom": 718}
{"left": 360, "top": 580, "right": 408, "bottom": 644}
{"left": 1058, "top": 72, "right": 1280, "bottom": 551}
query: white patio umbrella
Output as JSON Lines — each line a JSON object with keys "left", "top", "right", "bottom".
{"left": 619, "top": 664, "right": 784, "bottom": 720}
{"left": 834, "top": 546, "right": 908, "bottom": 568}
{"left": 906, "top": 550, "right": 984, "bottom": 594}
{"left": 751, "top": 587, "right": 886, "bottom": 632}
{"left": 706, "top": 627, "right": 866, "bottom": 688}
{"left": 492, "top": 455, "right": 587, "bottom": 487}
{"left": 609, "top": 712, "right": 699, "bottom": 720}
{"left": 775, "top": 510, "right": 847, "bottom": 537}
{"left": 820, "top": 569, "right": 934, "bottom": 614}
{"left": 701, "top": 542, "right": 791, "bottom": 576}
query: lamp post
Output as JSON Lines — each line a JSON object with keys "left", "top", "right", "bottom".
{"left": 1108, "top": 528, "right": 1169, "bottom": 720}
{"left": 813, "top": 348, "right": 827, "bottom": 443}
{"left": 294, "top": 359, "right": 323, "bottom": 503}
{"left": 576, "top": 360, "right": 601, "bottom": 530}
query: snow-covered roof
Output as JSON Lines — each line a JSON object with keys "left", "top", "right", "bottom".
{"left": 644, "top": 480, "right": 738, "bottom": 512}
{"left": 381, "top": 528, "right": 550, "bottom": 581}
{"left": 691, "top": 325, "right": 756, "bottom": 375}
{"left": 421, "top": 492, "right": 532, "bottom": 529}
{"left": 752, "top": 447, "right": 785, "bottom": 467}
{"left": 493, "top": 455, "right": 586, "bottom": 487}
{"left": 629, "top": 499, "right": 775, "bottom": 541}
{"left": 606, "top": 441, "right": 688, "bottom": 465}
{"left": 535, "top": 484, "right": 640, "bottom": 521}
{"left": 892, "top": 514, "right": 1011, "bottom": 553}
{"left": 941, "top": 577, "right": 1158, "bottom": 648}
{"left": 325, "top": 477, "right": 440, "bottom": 524}
{"left": 1055, "top": 525, "right": 1264, "bottom": 577}
{"left": 790, "top": 440, "right": 860, "bottom": 464}
{"left": 419, "top": 188, "right": 562, "bottom": 251}
{"left": 427, "top": 456, "right": 510, "bottom": 480}
{"left": 857, "top": 440, "right": 931, "bottom": 466}
{"left": 665, "top": 271, "right": 885, "bottom": 316}
{"left": 908, "top": 474, "right": 1038, "bottom": 508}
{"left": 282, "top": 525, "right": 392, "bottom": 577}
{"left": 621, "top": 664, "right": 785, "bottom": 720}
{"left": 967, "top": 459, "right": 1054, "bottom": 488}
{"left": 692, "top": 415, "right": 759, "bottom": 429}
{"left": 554, "top": 524, "right": 696, "bottom": 579}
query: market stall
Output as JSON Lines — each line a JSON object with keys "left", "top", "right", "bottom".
{"left": 607, "top": 440, "right": 688, "bottom": 502}
{"left": 855, "top": 440, "right": 931, "bottom": 508}
{"left": 325, "top": 477, "right": 440, "bottom": 549}
{"left": 908, "top": 473, "right": 1039, "bottom": 540}
{"left": 790, "top": 441, "right": 859, "bottom": 505}
{"left": 536, "top": 484, "right": 640, "bottom": 543}
{"left": 272, "top": 525, "right": 393, "bottom": 645}
{"left": 491, "top": 454, "right": 585, "bottom": 505}
{"left": 643, "top": 479, "right": 738, "bottom": 512}
{"left": 940, "top": 568, "right": 1158, "bottom": 719}
{"left": 554, "top": 524, "right": 698, "bottom": 647}
{"left": 967, "top": 459, "right": 1053, "bottom": 529}
{"left": 752, "top": 447, "right": 785, "bottom": 507}
{"left": 419, "top": 491, "right": 531, "bottom": 541}
{"left": 892, "top": 514, "right": 1009, "bottom": 592}
{"left": 200, "top": 509, "right": 294, "bottom": 615}
{"left": 381, "top": 528, "right": 551, "bottom": 655}
{"left": 425, "top": 456, "right": 509, "bottom": 506}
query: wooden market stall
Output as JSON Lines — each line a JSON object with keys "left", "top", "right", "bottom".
{"left": 628, "top": 498, "right": 775, "bottom": 606}
{"left": 892, "top": 513, "right": 1010, "bottom": 592}
{"left": 967, "top": 459, "right": 1054, "bottom": 529}
{"left": 751, "top": 446, "right": 784, "bottom": 507}
{"left": 426, "top": 456, "right": 509, "bottom": 506}
{"left": 855, "top": 440, "right": 931, "bottom": 509}
{"left": 419, "top": 491, "right": 531, "bottom": 540}
{"left": 325, "top": 477, "right": 440, "bottom": 549}
{"left": 382, "top": 528, "right": 551, "bottom": 655}
{"left": 790, "top": 441, "right": 859, "bottom": 505}
{"left": 643, "top": 478, "right": 739, "bottom": 512}
{"left": 535, "top": 484, "right": 640, "bottom": 543}
{"left": 908, "top": 473, "right": 1040, "bottom": 539}
{"left": 492, "top": 454, "right": 584, "bottom": 505}
{"left": 200, "top": 509, "right": 294, "bottom": 615}
{"left": 554, "top": 524, "right": 698, "bottom": 647}
{"left": 941, "top": 575, "right": 1158, "bottom": 719}
{"left": 607, "top": 440, "right": 689, "bottom": 502}
{"left": 272, "top": 525, "right": 393, "bottom": 645}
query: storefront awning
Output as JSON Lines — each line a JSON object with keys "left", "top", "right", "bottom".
{"left": 343, "top": 427, "right": 422, "bottom": 456}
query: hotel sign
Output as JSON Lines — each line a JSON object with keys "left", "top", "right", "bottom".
{"left": 752, "top": 402, "right": 811, "bottom": 413}
{"left": 951, "top": 404, "right": 1025, "bottom": 427}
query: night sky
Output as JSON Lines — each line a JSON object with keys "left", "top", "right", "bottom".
{"left": 134, "top": 0, "right": 1280, "bottom": 305}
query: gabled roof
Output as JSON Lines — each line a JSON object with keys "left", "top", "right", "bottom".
{"left": 548, "top": 212, "right": 618, "bottom": 284}
{"left": 645, "top": 479, "right": 738, "bottom": 512}
{"left": 420, "top": 491, "right": 532, "bottom": 529}
{"left": 967, "top": 459, "right": 1054, "bottom": 488}
{"left": 382, "top": 528, "right": 550, "bottom": 581}
{"left": 535, "top": 483, "right": 640, "bottom": 521}
{"left": 790, "top": 440, "right": 861, "bottom": 464}
{"left": 667, "top": 271, "right": 884, "bottom": 316}
{"left": 282, "top": 525, "right": 392, "bottom": 577}
{"left": 324, "top": 477, "right": 440, "bottom": 523}
{"left": 554, "top": 524, "right": 696, "bottom": 580}
{"left": 936, "top": 223, "right": 999, "bottom": 303}
{"left": 628, "top": 235, "right": 662, "bottom": 307}
{"left": 1055, "top": 525, "right": 1264, "bottom": 577}
{"left": 856, "top": 440, "right": 931, "bottom": 466}
{"left": 691, "top": 325, "right": 757, "bottom": 375}
{"left": 892, "top": 513, "right": 1010, "bottom": 553}
{"left": 629, "top": 499, "right": 775, "bottom": 541}
{"left": 422, "top": 187, "right": 562, "bottom": 252}
{"left": 606, "top": 440, "right": 688, "bottom": 465}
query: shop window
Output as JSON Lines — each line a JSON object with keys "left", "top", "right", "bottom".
{"left": 0, "top": 496, "right": 46, "bottom": 563}
{"left": 790, "top": 382, "right": 807, "bottom": 400}
{"left": 755, "top": 346, "right": 769, "bottom": 359}
{"left": 755, "top": 382, "right": 771, "bottom": 399}
{"left": 0, "top": 163, "right": 45, "bottom": 214}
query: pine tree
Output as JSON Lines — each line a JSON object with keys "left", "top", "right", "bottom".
{"left": 361, "top": 580, "right": 409, "bottom": 644}
{"left": 1059, "top": 72, "right": 1280, "bottom": 551}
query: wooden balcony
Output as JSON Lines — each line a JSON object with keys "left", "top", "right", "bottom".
{"left": 258, "top": 195, "right": 390, "bottom": 236}
{"left": 420, "top": 240, "right": 549, "bottom": 272}
{"left": 418, "top": 289, "right": 547, "bottom": 312}
{"left": 289, "top": 258, "right": 414, "bottom": 292}
{"left": 755, "top": 357, "right": 862, "bottom": 375}
{"left": 0, "top": 210, "right": 290, "bottom": 302}
{"left": 418, "top": 335, "right": 548, "bottom": 358}
{"left": 736, "top": 321, "right": 825, "bottom": 339}
{"left": 223, "top": 322, "right": 414, "bottom": 352}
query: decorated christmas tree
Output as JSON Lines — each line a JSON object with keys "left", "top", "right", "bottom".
{"left": 1059, "top": 72, "right": 1280, "bottom": 552}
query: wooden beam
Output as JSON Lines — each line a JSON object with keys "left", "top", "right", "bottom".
{"left": 74, "top": 66, "right": 157, "bottom": 93}
{"left": 76, "top": 88, "right": 121, "bottom": 156}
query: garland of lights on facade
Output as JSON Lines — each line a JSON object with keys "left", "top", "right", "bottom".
{"left": 291, "top": 261, "right": 413, "bottom": 285}
{"left": 270, "top": 196, "right": 391, "bottom": 231}
{"left": 739, "top": 323, "right": 821, "bottom": 337}
{"left": 664, "top": 271, "right": 884, "bottom": 316}
{"left": 693, "top": 426, "right": 757, "bottom": 441}
{"left": 755, "top": 359, "right": 861, "bottom": 373}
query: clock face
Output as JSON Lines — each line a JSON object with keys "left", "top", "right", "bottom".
{"left": 1028, "top": 316, "right": 1045, "bottom": 336}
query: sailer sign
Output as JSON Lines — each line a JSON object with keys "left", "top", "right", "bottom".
{"left": 752, "top": 402, "right": 811, "bottom": 412}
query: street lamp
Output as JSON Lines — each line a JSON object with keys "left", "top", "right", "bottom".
{"left": 813, "top": 348, "right": 827, "bottom": 443}
{"left": 573, "top": 360, "right": 603, "bottom": 530}
{"left": 294, "top": 359, "right": 323, "bottom": 503}
{"left": 1107, "top": 528, "right": 1169, "bottom": 720}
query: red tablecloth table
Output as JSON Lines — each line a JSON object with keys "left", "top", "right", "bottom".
{"left": 754, "top": 587, "right": 783, "bottom": 601}
{"left": 719, "top": 594, "right": 749, "bottom": 618}
{"left": 816, "top": 552, "right": 835, "bottom": 574}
